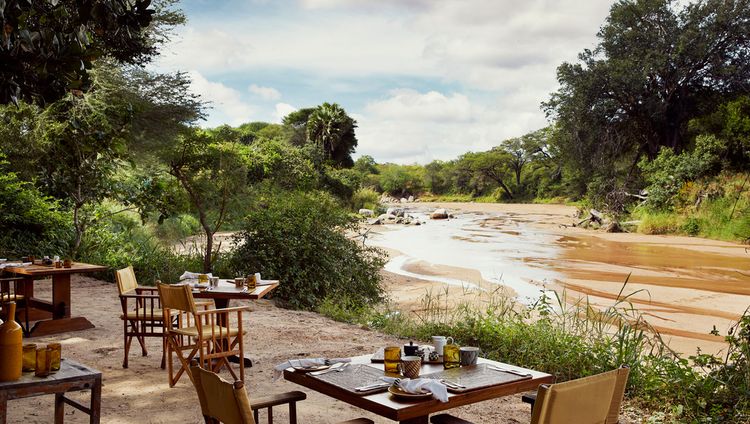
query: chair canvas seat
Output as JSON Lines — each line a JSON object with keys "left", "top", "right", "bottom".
{"left": 0, "top": 293, "right": 24, "bottom": 301}
{"left": 120, "top": 307, "right": 179, "bottom": 320}
{"left": 172, "top": 325, "right": 240, "bottom": 338}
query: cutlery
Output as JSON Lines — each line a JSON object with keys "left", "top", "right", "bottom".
{"left": 310, "top": 362, "right": 348, "bottom": 376}
{"left": 440, "top": 379, "right": 466, "bottom": 389}
{"left": 487, "top": 366, "right": 531, "bottom": 377}
{"left": 355, "top": 382, "right": 390, "bottom": 391}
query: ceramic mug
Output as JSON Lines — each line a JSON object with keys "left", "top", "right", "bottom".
{"left": 400, "top": 355, "right": 421, "bottom": 379}
{"left": 459, "top": 346, "right": 480, "bottom": 366}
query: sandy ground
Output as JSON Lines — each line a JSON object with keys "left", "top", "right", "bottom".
{"left": 7, "top": 276, "right": 565, "bottom": 424}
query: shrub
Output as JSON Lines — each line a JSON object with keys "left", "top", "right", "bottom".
{"left": 352, "top": 187, "right": 379, "bottom": 211}
{"left": 77, "top": 207, "right": 203, "bottom": 284}
{"left": 152, "top": 213, "right": 201, "bottom": 243}
{"left": 0, "top": 158, "right": 72, "bottom": 257}
{"left": 227, "top": 189, "right": 386, "bottom": 309}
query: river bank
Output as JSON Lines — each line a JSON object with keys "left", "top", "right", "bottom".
{"left": 372, "top": 202, "right": 750, "bottom": 356}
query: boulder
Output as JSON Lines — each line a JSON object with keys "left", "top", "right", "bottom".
{"left": 386, "top": 207, "right": 405, "bottom": 217}
{"left": 358, "top": 208, "right": 374, "bottom": 217}
{"left": 400, "top": 197, "right": 408, "bottom": 203}
{"left": 431, "top": 208, "right": 449, "bottom": 219}
{"left": 408, "top": 195, "right": 414, "bottom": 202}
{"left": 604, "top": 221, "right": 623, "bottom": 233}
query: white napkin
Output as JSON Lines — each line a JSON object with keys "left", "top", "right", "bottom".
{"left": 179, "top": 271, "right": 212, "bottom": 281}
{"left": 273, "top": 357, "right": 351, "bottom": 381}
{"left": 382, "top": 377, "right": 449, "bottom": 402}
{"left": 0, "top": 262, "right": 28, "bottom": 269}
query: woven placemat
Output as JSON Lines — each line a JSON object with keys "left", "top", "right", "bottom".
{"left": 309, "top": 364, "right": 390, "bottom": 396}
{"left": 421, "top": 364, "right": 532, "bottom": 393}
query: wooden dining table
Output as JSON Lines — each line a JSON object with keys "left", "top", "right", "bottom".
{"left": 3, "top": 262, "right": 108, "bottom": 337}
{"left": 283, "top": 354, "right": 554, "bottom": 424}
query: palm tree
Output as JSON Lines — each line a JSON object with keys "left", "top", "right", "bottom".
{"left": 306, "top": 102, "right": 358, "bottom": 168}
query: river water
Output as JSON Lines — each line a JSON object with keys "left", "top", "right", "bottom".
{"left": 367, "top": 205, "right": 750, "bottom": 355}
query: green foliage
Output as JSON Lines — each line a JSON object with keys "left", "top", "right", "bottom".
{"left": 351, "top": 188, "right": 380, "bottom": 211}
{"left": 76, "top": 206, "right": 203, "bottom": 285}
{"left": 151, "top": 214, "right": 201, "bottom": 243}
{"left": 0, "top": 0, "right": 164, "bottom": 105}
{"left": 377, "top": 164, "right": 424, "bottom": 196}
{"left": 306, "top": 102, "right": 358, "bottom": 168}
{"left": 639, "top": 135, "right": 724, "bottom": 211}
{"left": 0, "top": 156, "right": 71, "bottom": 257}
{"left": 227, "top": 189, "right": 386, "bottom": 310}
{"left": 546, "top": 0, "right": 750, "bottom": 172}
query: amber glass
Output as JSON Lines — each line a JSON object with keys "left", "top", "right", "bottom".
{"left": 48, "top": 343, "right": 61, "bottom": 371}
{"left": 54, "top": 260, "right": 62, "bottom": 268}
{"left": 246, "top": 275, "right": 257, "bottom": 290}
{"left": 35, "top": 348, "right": 51, "bottom": 377}
{"left": 63, "top": 259, "right": 72, "bottom": 268}
{"left": 443, "top": 344, "right": 460, "bottom": 369}
{"left": 198, "top": 274, "right": 209, "bottom": 284}
{"left": 22, "top": 344, "right": 37, "bottom": 372}
{"left": 384, "top": 346, "right": 401, "bottom": 374}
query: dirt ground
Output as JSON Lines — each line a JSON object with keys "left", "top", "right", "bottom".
{"left": 8, "top": 276, "right": 552, "bottom": 424}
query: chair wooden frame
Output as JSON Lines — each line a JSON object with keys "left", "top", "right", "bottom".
{"left": 0, "top": 276, "right": 30, "bottom": 335}
{"left": 158, "top": 283, "right": 248, "bottom": 387}
{"left": 116, "top": 266, "right": 171, "bottom": 369}
{"left": 190, "top": 363, "right": 373, "bottom": 424}
{"left": 431, "top": 366, "right": 630, "bottom": 424}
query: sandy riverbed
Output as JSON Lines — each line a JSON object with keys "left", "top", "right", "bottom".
{"left": 376, "top": 202, "right": 750, "bottom": 356}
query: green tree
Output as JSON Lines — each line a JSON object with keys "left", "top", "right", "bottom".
{"left": 282, "top": 107, "right": 315, "bottom": 146}
{"left": 0, "top": 0, "right": 179, "bottom": 105}
{"left": 378, "top": 164, "right": 424, "bottom": 197}
{"left": 546, "top": 0, "right": 750, "bottom": 188}
{"left": 306, "top": 102, "right": 358, "bottom": 168}
{"left": 463, "top": 151, "right": 515, "bottom": 199}
{"left": 163, "top": 130, "right": 261, "bottom": 272}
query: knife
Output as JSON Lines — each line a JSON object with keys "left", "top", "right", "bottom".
{"left": 488, "top": 366, "right": 532, "bottom": 377}
{"left": 355, "top": 382, "right": 390, "bottom": 391}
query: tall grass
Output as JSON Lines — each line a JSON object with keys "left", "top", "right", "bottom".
{"left": 319, "top": 279, "right": 750, "bottom": 422}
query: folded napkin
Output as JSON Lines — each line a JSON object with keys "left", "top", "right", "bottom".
{"left": 179, "top": 271, "right": 213, "bottom": 281}
{"left": 0, "top": 262, "right": 28, "bottom": 269}
{"left": 382, "top": 377, "right": 449, "bottom": 402}
{"left": 273, "top": 357, "right": 351, "bottom": 381}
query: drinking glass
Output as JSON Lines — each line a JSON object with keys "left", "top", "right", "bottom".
{"left": 35, "top": 348, "right": 51, "bottom": 377}
{"left": 22, "top": 344, "right": 36, "bottom": 372}
{"left": 48, "top": 343, "right": 61, "bottom": 371}
{"left": 384, "top": 346, "right": 401, "bottom": 374}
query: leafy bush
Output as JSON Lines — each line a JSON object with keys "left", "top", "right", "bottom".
{"left": 77, "top": 207, "right": 203, "bottom": 284}
{"left": 0, "top": 158, "right": 72, "bottom": 257}
{"left": 152, "top": 213, "right": 201, "bottom": 242}
{"left": 351, "top": 187, "right": 379, "bottom": 211}
{"left": 639, "top": 135, "right": 724, "bottom": 211}
{"left": 227, "top": 189, "right": 386, "bottom": 309}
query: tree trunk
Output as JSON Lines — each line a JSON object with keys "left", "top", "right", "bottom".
{"left": 202, "top": 227, "right": 213, "bottom": 273}
{"left": 497, "top": 179, "right": 514, "bottom": 199}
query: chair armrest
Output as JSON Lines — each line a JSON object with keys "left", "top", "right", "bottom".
{"left": 194, "top": 306, "right": 251, "bottom": 315}
{"left": 136, "top": 287, "right": 158, "bottom": 293}
{"left": 338, "top": 419, "right": 374, "bottom": 424}
{"left": 248, "top": 391, "right": 307, "bottom": 410}
{"left": 521, "top": 391, "right": 537, "bottom": 408}
{"left": 119, "top": 293, "right": 160, "bottom": 299}
{"left": 0, "top": 277, "right": 25, "bottom": 282}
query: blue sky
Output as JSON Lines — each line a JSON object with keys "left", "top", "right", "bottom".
{"left": 155, "top": 0, "right": 612, "bottom": 163}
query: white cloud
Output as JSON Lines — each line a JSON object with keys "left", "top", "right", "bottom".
{"left": 158, "top": 0, "right": 613, "bottom": 162}
{"left": 356, "top": 89, "right": 539, "bottom": 164}
{"left": 187, "top": 71, "right": 257, "bottom": 127}
{"left": 273, "top": 103, "right": 297, "bottom": 123}
{"left": 249, "top": 84, "right": 281, "bottom": 100}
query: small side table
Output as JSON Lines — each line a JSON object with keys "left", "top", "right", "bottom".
{"left": 0, "top": 358, "right": 102, "bottom": 424}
